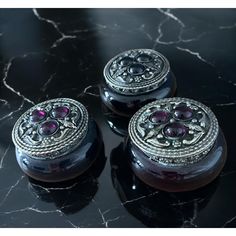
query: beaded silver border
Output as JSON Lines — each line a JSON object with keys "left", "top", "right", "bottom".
{"left": 103, "top": 49, "right": 170, "bottom": 95}
{"left": 12, "top": 98, "right": 89, "bottom": 159}
{"left": 128, "top": 97, "right": 219, "bottom": 166}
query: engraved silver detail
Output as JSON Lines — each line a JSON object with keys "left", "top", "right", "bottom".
{"left": 128, "top": 97, "right": 219, "bottom": 166}
{"left": 12, "top": 98, "right": 89, "bottom": 159}
{"left": 103, "top": 49, "right": 170, "bottom": 95}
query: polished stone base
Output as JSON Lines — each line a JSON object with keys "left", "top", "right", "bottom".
{"left": 126, "top": 129, "right": 227, "bottom": 192}
{"left": 100, "top": 72, "right": 177, "bottom": 117}
{"left": 102, "top": 104, "right": 130, "bottom": 136}
{"left": 15, "top": 120, "right": 103, "bottom": 182}
{"left": 27, "top": 149, "right": 106, "bottom": 214}
{"left": 110, "top": 143, "right": 218, "bottom": 227}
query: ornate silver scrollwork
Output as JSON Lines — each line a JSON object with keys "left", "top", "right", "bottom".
{"left": 128, "top": 97, "right": 219, "bottom": 166}
{"left": 12, "top": 98, "right": 89, "bottom": 160}
{"left": 104, "top": 49, "right": 170, "bottom": 95}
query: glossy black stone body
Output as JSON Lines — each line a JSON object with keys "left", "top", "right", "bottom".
{"left": 0, "top": 9, "right": 236, "bottom": 227}
{"left": 111, "top": 143, "right": 219, "bottom": 227}
{"left": 15, "top": 120, "right": 103, "bottom": 182}
{"left": 127, "top": 129, "right": 227, "bottom": 192}
{"left": 28, "top": 150, "right": 107, "bottom": 215}
{"left": 100, "top": 72, "right": 176, "bottom": 117}
{"left": 102, "top": 105, "right": 130, "bottom": 136}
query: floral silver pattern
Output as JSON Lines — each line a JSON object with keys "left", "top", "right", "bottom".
{"left": 128, "top": 97, "right": 219, "bottom": 166}
{"left": 103, "top": 49, "right": 170, "bottom": 95}
{"left": 12, "top": 98, "right": 89, "bottom": 159}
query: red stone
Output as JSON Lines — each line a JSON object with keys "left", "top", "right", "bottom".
{"left": 39, "top": 120, "right": 59, "bottom": 136}
{"left": 31, "top": 109, "right": 46, "bottom": 122}
{"left": 164, "top": 122, "right": 188, "bottom": 138}
{"left": 51, "top": 106, "right": 70, "bottom": 119}
{"left": 174, "top": 105, "right": 193, "bottom": 120}
{"left": 149, "top": 111, "right": 169, "bottom": 123}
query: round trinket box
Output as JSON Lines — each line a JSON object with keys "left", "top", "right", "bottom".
{"left": 127, "top": 97, "right": 227, "bottom": 192}
{"left": 12, "top": 98, "right": 103, "bottom": 182}
{"left": 100, "top": 49, "right": 177, "bottom": 117}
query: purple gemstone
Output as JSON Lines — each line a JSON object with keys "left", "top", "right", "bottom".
{"left": 119, "top": 57, "right": 133, "bottom": 66}
{"left": 39, "top": 120, "right": 59, "bottom": 136}
{"left": 137, "top": 54, "right": 152, "bottom": 62}
{"left": 174, "top": 106, "right": 193, "bottom": 120}
{"left": 149, "top": 111, "right": 169, "bottom": 123}
{"left": 51, "top": 106, "right": 70, "bottom": 119}
{"left": 164, "top": 123, "right": 188, "bottom": 138}
{"left": 31, "top": 109, "right": 46, "bottom": 122}
{"left": 128, "top": 63, "right": 146, "bottom": 75}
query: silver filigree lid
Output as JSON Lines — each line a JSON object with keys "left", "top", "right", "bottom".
{"left": 128, "top": 97, "right": 219, "bottom": 166}
{"left": 12, "top": 98, "right": 89, "bottom": 159}
{"left": 103, "top": 49, "right": 170, "bottom": 95}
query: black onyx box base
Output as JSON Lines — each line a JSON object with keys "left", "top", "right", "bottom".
{"left": 100, "top": 72, "right": 176, "bottom": 117}
{"left": 111, "top": 143, "right": 220, "bottom": 227}
{"left": 127, "top": 129, "right": 227, "bottom": 192}
{"left": 15, "top": 120, "right": 103, "bottom": 182}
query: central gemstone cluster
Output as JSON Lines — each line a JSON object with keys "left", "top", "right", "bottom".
{"left": 148, "top": 105, "right": 193, "bottom": 139}
{"left": 30, "top": 106, "right": 70, "bottom": 136}
{"left": 117, "top": 52, "right": 154, "bottom": 79}
{"left": 128, "top": 63, "right": 146, "bottom": 76}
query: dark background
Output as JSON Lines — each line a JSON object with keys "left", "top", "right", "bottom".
{"left": 0, "top": 9, "right": 236, "bottom": 227}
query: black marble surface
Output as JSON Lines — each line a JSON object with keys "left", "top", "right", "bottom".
{"left": 0, "top": 8, "right": 236, "bottom": 228}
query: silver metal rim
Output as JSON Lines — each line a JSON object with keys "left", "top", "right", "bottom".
{"left": 12, "top": 98, "right": 89, "bottom": 159}
{"left": 128, "top": 97, "right": 219, "bottom": 166}
{"left": 103, "top": 48, "right": 170, "bottom": 95}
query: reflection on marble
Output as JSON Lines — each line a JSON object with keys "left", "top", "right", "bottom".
{"left": 102, "top": 104, "right": 129, "bottom": 136}
{"left": 127, "top": 130, "right": 227, "bottom": 192}
{"left": 0, "top": 8, "right": 236, "bottom": 227}
{"left": 111, "top": 143, "right": 218, "bottom": 227}
{"left": 28, "top": 149, "right": 107, "bottom": 215}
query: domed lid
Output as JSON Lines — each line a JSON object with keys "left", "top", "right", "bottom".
{"left": 128, "top": 97, "right": 219, "bottom": 166}
{"left": 104, "top": 49, "right": 170, "bottom": 95}
{"left": 12, "top": 98, "right": 89, "bottom": 159}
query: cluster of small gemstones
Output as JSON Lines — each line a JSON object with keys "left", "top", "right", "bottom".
{"left": 118, "top": 53, "right": 153, "bottom": 77}
{"left": 30, "top": 106, "right": 70, "bottom": 136}
{"left": 149, "top": 104, "right": 193, "bottom": 139}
